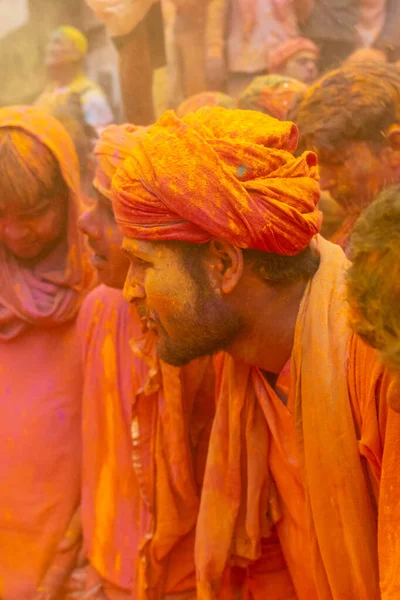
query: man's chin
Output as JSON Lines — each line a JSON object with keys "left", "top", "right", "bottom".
{"left": 155, "top": 336, "right": 213, "bottom": 367}
{"left": 156, "top": 340, "right": 195, "bottom": 367}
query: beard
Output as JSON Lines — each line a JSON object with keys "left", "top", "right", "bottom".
{"left": 155, "top": 266, "right": 243, "bottom": 367}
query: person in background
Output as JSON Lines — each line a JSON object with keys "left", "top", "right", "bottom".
{"left": 35, "top": 26, "right": 113, "bottom": 134}
{"left": 0, "top": 106, "right": 95, "bottom": 599}
{"left": 239, "top": 74, "right": 308, "bottom": 120}
{"left": 347, "top": 186, "right": 400, "bottom": 375}
{"left": 302, "top": 0, "right": 400, "bottom": 72}
{"left": 50, "top": 92, "right": 98, "bottom": 198}
{"left": 85, "top": 0, "right": 166, "bottom": 125}
{"left": 111, "top": 105, "right": 400, "bottom": 598}
{"left": 176, "top": 91, "right": 237, "bottom": 117}
{"left": 267, "top": 38, "right": 319, "bottom": 85}
{"left": 292, "top": 62, "right": 400, "bottom": 254}
{"left": 226, "top": 0, "right": 314, "bottom": 96}
{"left": 67, "top": 124, "right": 215, "bottom": 599}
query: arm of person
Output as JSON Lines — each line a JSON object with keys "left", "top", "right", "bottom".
{"left": 206, "top": 0, "right": 228, "bottom": 90}
{"left": 34, "top": 507, "right": 83, "bottom": 600}
{"left": 85, "top": 0, "right": 162, "bottom": 124}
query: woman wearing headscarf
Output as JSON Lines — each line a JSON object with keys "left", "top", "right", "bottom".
{"left": 0, "top": 106, "right": 95, "bottom": 598}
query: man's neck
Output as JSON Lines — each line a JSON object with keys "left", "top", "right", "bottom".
{"left": 226, "top": 278, "right": 308, "bottom": 374}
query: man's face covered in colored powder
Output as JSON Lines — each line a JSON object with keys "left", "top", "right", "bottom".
{"left": 78, "top": 191, "right": 130, "bottom": 289}
{"left": 314, "top": 141, "right": 393, "bottom": 211}
{"left": 122, "top": 238, "right": 242, "bottom": 366}
{"left": 284, "top": 51, "right": 318, "bottom": 85}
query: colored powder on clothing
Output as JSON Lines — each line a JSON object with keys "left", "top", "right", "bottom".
{"left": 112, "top": 107, "right": 321, "bottom": 255}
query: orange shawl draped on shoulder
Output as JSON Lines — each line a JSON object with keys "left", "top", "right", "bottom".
{"left": 196, "top": 236, "right": 399, "bottom": 599}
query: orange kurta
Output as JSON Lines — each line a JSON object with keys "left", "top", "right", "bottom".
{"left": 79, "top": 284, "right": 215, "bottom": 599}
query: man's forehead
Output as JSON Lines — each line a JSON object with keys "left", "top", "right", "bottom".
{"left": 122, "top": 237, "right": 158, "bottom": 255}
{"left": 292, "top": 50, "right": 317, "bottom": 62}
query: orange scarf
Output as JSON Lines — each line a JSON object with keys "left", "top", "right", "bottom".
{"left": 0, "top": 106, "right": 94, "bottom": 340}
{"left": 196, "top": 236, "right": 380, "bottom": 599}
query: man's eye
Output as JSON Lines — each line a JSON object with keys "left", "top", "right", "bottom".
{"left": 135, "top": 257, "right": 152, "bottom": 267}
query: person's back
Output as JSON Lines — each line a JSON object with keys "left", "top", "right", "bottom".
{"left": 0, "top": 106, "right": 94, "bottom": 598}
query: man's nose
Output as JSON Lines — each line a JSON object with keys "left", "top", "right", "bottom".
{"left": 123, "top": 266, "right": 146, "bottom": 303}
{"left": 78, "top": 209, "right": 100, "bottom": 239}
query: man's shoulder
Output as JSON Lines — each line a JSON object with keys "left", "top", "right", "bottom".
{"left": 347, "top": 332, "right": 399, "bottom": 415}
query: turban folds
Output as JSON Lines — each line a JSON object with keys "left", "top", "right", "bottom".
{"left": 94, "top": 123, "right": 148, "bottom": 201}
{"left": 112, "top": 107, "right": 321, "bottom": 256}
{"left": 268, "top": 37, "right": 319, "bottom": 73}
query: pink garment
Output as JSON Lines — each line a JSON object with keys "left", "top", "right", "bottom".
{"left": 228, "top": 0, "right": 299, "bottom": 73}
{"left": 0, "top": 324, "right": 83, "bottom": 598}
{"left": 0, "top": 106, "right": 94, "bottom": 598}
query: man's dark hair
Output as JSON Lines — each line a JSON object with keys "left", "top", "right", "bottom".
{"left": 170, "top": 241, "right": 320, "bottom": 286}
{"left": 290, "top": 62, "right": 400, "bottom": 153}
{"left": 348, "top": 186, "right": 400, "bottom": 372}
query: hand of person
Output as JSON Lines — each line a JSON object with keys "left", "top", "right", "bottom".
{"left": 65, "top": 564, "right": 109, "bottom": 600}
{"left": 34, "top": 508, "right": 83, "bottom": 600}
{"left": 206, "top": 55, "right": 227, "bottom": 91}
{"left": 84, "top": 0, "right": 141, "bottom": 37}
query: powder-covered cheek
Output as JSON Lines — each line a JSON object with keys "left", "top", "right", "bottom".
{"left": 145, "top": 263, "right": 197, "bottom": 320}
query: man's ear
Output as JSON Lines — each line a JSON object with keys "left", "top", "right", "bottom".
{"left": 386, "top": 124, "right": 400, "bottom": 150}
{"left": 208, "top": 239, "right": 244, "bottom": 294}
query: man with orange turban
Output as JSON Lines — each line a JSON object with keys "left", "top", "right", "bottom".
{"left": 112, "top": 106, "right": 400, "bottom": 598}
{"left": 69, "top": 123, "right": 215, "bottom": 599}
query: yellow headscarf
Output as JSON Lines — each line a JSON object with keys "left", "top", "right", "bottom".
{"left": 54, "top": 26, "right": 88, "bottom": 58}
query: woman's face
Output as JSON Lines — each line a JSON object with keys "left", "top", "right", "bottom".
{"left": 0, "top": 186, "right": 68, "bottom": 262}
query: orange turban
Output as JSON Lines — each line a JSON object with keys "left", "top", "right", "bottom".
{"left": 268, "top": 37, "right": 319, "bottom": 74}
{"left": 93, "top": 123, "right": 148, "bottom": 201}
{"left": 112, "top": 107, "right": 321, "bottom": 256}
